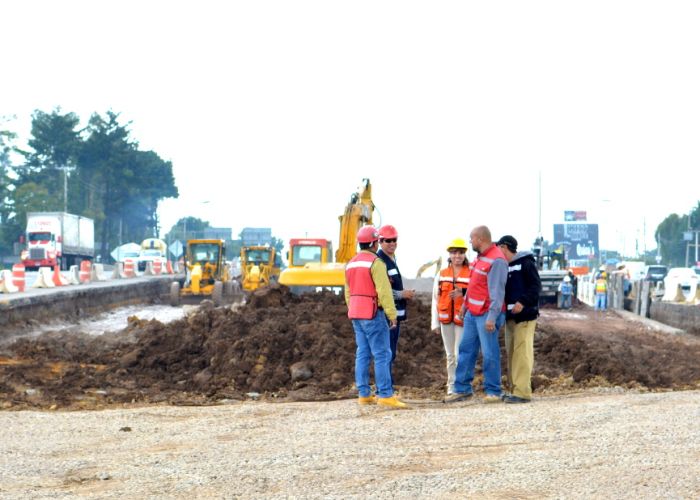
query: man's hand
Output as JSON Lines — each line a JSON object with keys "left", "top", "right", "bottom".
{"left": 402, "top": 289, "right": 416, "bottom": 300}
{"left": 390, "top": 319, "right": 398, "bottom": 329}
{"left": 432, "top": 327, "right": 440, "bottom": 335}
{"left": 456, "top": 306, "right": 466, "bottom": 321}
{"left": 512, "top": 301, "right": 524, "bottom": 314}
{"left": 485, "top": 319, "right": 496, "bottom": 332}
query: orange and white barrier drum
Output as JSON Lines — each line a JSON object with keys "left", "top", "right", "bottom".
{"left": 12, "top": 264, "right": 26, "bottom": 292}
{"left": 123, "top": 260, "right": 136, "bottom": 278}
{"left": 79, "top": 260, "right": 91, "bottom": 284}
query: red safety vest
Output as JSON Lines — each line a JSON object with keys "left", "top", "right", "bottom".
{"left": 345, "top": 252, "right": 379, "bottom": 320}
{"left": 466, "top": 244, "right": 506, "bottom": 316}
{"left": 437, "top": 266, "right": 470, "bottom": 326}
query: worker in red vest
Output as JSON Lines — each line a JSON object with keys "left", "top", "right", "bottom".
{"left": 445, "top": 225, "right": 507, "bottom": 404}
{"left": 344, "top": 226, "right": 407, "bottom": 409}
{"left": 431, "top": 238, "right": 471, "bottom": 395}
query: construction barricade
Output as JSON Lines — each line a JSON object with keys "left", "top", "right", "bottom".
{"left": 123, "top": 260, "right": 137, "bottom": 278}
{"left": 79, "top": 261, "right": 91, "bottom": 284}
{"left": 12, "top": 264, "right": 26, "bottom": 292}
{"left": 52, "top": 265, "right": 70, "bottom": 286}
{"left": 152, "top": 260, "right": 163, "bottom": 275}
{"left": 111, "top": 262, "right": 126, "bottom": 279}
{"left": 1, "top": 270, "right": 20, "bottom": 293}
{"left": 91, "top": 263, "right": 106, "bottom": 282}
{"left": 32, "top": 267, "right": 56, "bottom": 288}
{"left": 68, "top": 265, "right": 81, "bottom": 285}
{"left": 166, "top": 260, "right": 175, "bottom": 274}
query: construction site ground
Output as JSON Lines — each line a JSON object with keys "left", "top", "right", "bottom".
{"left": 1, "top": 285, "right": 699, "bottom": 497}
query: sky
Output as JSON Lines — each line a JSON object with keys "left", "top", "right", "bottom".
{"left": 2, "top": 1, "right": 699, "bottom": 273}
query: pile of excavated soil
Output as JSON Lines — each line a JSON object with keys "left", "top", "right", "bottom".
{"left": 1, "top": 285, "right": 699, "bottom": 409}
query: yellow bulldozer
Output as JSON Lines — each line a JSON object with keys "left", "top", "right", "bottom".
{"left": 240, "top": 245, "right": 281, "bottom": 291}
{"left": 170, "top": 239, "right": 241, "bottom": 306}
{"left": 279, "top": 178, "right": 374, "bottom": 292}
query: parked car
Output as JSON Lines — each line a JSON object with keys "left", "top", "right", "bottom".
{"left": 643, "top": 264, "right": 668, "bottom": 284}
{"left": 664, "top": 267, "right": 698, "bottom": 300}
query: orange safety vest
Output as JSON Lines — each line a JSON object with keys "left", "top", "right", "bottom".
{"left": 595, "top": 278, "right": 607, "bottom": 293}
{"left": 437, "top": 266, "right": 470, "bottom": 326}
{"left": 345, "top": 252, "right": 379, "bottom": 320}
{"left": 466, "top": 244, "right": 506, "bottom": 316}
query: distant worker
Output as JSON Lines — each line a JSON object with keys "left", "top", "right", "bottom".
{"left": 567, "top": 269, "right": 578, "bottom": 305}
{"left": 496, "top": 235, "right": 541, "bottom": 404}
{"left": 595, "top": 271, "right": 608, "bottom": 311}
{"left": 431, "top": 238, "right": 471, "bottom": 395}
{"left": 446, "top": 225, "right": 507, "bottom": 403}
{"left": 344, "top": 226, "right": 407, "bottom": 409}
{"left": 558, "top": 276, "right": 573, "bottom": 310}
{"left": 377, "top": 224, "right": 416, "bottom": 391}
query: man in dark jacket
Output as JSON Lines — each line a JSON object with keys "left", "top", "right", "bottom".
{"left": 497, "top": 235, "right": 541, "bottom": 404}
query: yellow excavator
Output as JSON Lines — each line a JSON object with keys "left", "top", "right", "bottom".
{"left": 170, "top": 239, "right": 241, "bottom": 306}
{"left": 240, "top": 245, "right": 281, "bottom": 291}
{"left": 279, "top": 178, "right": 374, "bottom": 292}
{"left": 416, "top": 257, "right": 443, "bottom": 279}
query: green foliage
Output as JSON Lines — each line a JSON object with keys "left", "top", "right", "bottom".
{"left": 163, "top": 217, "right": 210, "bottom": 242}
{"left": 1, "top": 109, "right": 179, "bottom": 262}
{"left": 655, "top": 202, "right": 700, "bottom": 267}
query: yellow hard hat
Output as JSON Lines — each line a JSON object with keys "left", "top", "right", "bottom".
{"left": 447, "top": 238, "right": 468, "bottom": 251}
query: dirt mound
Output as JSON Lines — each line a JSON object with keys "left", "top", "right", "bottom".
{"left": 1, "top": 286, "right": 699, "bottom": 409}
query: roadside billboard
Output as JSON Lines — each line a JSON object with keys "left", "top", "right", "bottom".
{"left": 553, "top": 223, "right": 599, "bottom": 260}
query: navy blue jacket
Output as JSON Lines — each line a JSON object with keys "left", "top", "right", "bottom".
{"left": 504, "top": 251, "right": 541, "bottom": 323}
{"left": 377, "top": 249, "right": 407, "bottom": 321}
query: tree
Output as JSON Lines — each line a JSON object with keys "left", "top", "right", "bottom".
{"left": 164, "top": 217, "right": 210, "bottom": 242}
{"left": 0, "top": 121, "right": 18, "bottom": 257}
{"left": 655, "top": 201, "right": 700, "bottom": 267}
{"left": 18, "top": 108, "right": 82, "bottom": 212}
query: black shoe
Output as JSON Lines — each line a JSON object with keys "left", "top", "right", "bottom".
{"left": 443, "top": 392, "right": 473, "bottom": 403}
{"left": 504, "top": 395, "right": 530, "bottom": 404}
{"left": 500, "top": 392, "right": 512, "bottom": 401}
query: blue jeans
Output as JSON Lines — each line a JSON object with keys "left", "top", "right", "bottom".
{"left": 595, "top": 293, "right": 607, "bottom": 310}
{"left": 561, "top": 294, "right": 572, "bottom": 309}
{"left": 388, "top": 323, "right": 400, "bottom": 389}
{"left": 454, "top": 311, "right": 505, "bottom": 396}
{"left": 352, "top": 311, "right": 393, "bottom": 398}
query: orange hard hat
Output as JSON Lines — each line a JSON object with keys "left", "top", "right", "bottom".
{"left": 378, "top": 225, "right": 398, "bottom": 239}
{"left": 357, "top": 225, "right": 380, "bottom": 244}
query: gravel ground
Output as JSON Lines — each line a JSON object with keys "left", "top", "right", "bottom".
{"left": 1, "top": 390, "right": 699, "bottom": 499}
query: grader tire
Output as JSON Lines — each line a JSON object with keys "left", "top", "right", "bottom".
{"left": 213, "top": 281, "right": 224, "bottom": 306}
{"left": 170, "top": 282, "right": 181, "bottom": 307}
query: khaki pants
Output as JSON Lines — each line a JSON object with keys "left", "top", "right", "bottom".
{"left": 505, "top": 319, "right": 536, "bottom": 400}
{"left": 440, "top": 322, "right": 464, "bottom": 392}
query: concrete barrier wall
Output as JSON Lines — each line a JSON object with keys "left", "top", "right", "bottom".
{"left": 650, "top": 301, "right": 700, "bottom": 335}
{"left": 0, "top": 276, "right": 174, "bottom": 330}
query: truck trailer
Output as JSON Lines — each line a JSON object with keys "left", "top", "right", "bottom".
{"left": 21, "top": 212, "right": 95, "bottom": 271}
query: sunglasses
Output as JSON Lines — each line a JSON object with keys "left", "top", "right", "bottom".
{"left": 380, "top": 238, "right": 397, "bottom": 243}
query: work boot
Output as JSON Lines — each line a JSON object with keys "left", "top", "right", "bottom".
{"left": 377, "top": 395, "right": 408, "bottom": 409}
{"left": 503, "top": 395, "right": 530, "bottom": 404}
{"left": 357, "top": 395, "right": 377, "bottom": 405}
{"left": 443, "top": 392, "right": 473, "bottom": 404}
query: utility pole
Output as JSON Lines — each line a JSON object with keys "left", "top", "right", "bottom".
{"left": 55, "top": 165, "right": 75, "bottom": 213}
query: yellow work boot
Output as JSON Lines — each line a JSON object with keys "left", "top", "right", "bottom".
{"left": 358, "top": 395, "right": 377, "bottom": 405}
{"left": 377, "top": 395, "right": 409, "bottom": 409}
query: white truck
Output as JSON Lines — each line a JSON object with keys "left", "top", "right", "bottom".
{"left": 21, "top": 212, "right": 95, "bottom": 271}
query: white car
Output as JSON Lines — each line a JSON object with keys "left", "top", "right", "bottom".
{"left": 664, "top": 267, "right": 699, "bottom": 300}
{"left": 137, "top": 249, "right": 167, "bottom": 272}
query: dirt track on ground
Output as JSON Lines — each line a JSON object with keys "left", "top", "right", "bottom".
{"left": 1, "top": 285, "right": 699, "bottom": 410}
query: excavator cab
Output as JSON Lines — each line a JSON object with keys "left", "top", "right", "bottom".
{"left": 279, "top": 178, "right": 374, "bottom": 293}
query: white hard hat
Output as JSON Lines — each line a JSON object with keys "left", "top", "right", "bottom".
{"left": 563, "top": 276, "right": 571, "bottom": 282}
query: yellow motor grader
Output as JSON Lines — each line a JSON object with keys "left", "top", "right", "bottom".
{"left": 170, "top": 239, "right": 241, "bottom": 306}
{"left": 240, "top": 245, "right": 281, "bottom": 291}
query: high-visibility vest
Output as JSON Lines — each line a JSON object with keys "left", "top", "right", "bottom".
{"left": 466, "top": 244, "right": 506, "bottom": 316}
{"left": 345, "top": 252, "right": 379, "bottom": 320}
{"left": 437, "top": 266, "right": 470, "bottom": 325}
{"left": 595, "top": 278, "right": 607, "bottom": 293}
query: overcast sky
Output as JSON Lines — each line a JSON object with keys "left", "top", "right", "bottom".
{"left": 2, "top": 1, "right": 699, "bottom": 272}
